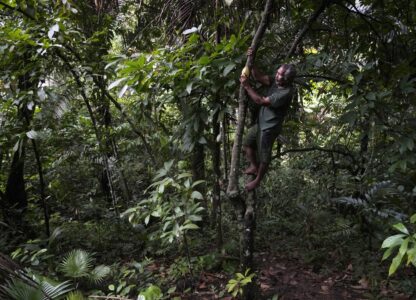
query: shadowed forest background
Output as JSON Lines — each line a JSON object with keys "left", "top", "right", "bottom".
{"left": 0, "top": 0, "right": 415, "bottom": 299}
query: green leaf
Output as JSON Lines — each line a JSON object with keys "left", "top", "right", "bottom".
{"left": 60, "top": 249, "right": 93, "bottom": 279}
{"left": 381, "top": 234, "right": 405, "bottom": 248}
{"left": 223, "top": 62, "right": 236, "bottom": 76}
{"left": 118, "top": 85, "right": 129, "bottom": 98}
{"left": 192, "top": 180, "right": 205, "bottom": 188}
{"left": 90, "top": 265, "right": 111, "bottom": 283}
{"left": 389, "top": 252, "right": 404, "bottom": 276}
{"left": 198, "top": 56, "right": 210, "bottom": 65}
{"left": 26, "top": 130, "right": 39, "bottom": 139}
{"left": 241, "top": 277, "right": 252, "bottom": 284}
{"left": 227, "top": 282, "right": 237, "bottom": 292}
{"left": 177, "top": 172, "right": 192, "bottom": 179}
{"left": 139, "top": 284, "right": 163, "bottom": 300}
{"left": 382, "top": 247, "right": 394, "bottom": 261}
{"left": 186, "top": 82, "right": 193, "bottom": 95}
{"left": 108, "top": 78, "right": 126, "bottom": 90}
{"left": 410, "top": 214, "right": 416, "bottom": 224}
{"left": 398, "top": 237, "right": 409, "bottom": 256}
{"left": 182, "top": 223, "right": 199, "bottom": 230}
{"left": 393, "top": 223, "right": 409, "bottom": 235}
{"left": 406, "top": 248, "right": 416, "bottom": 265}
{"left": 191, "top": 191, "right": 203, "bottom": 200}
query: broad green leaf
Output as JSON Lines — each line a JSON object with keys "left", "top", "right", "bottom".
{"left": 389, "top": 252, "right": 404, "bottom": 276}
{"left": 182, "top": 223, "right": 199, "bottom": 230}
{"left": 177, "top": 172, "right": 192, "bottom": 179}
{"left": 381, "top": 234, "right": 405, "bottom": 248}
{"left": 223, "top": 62, "right": 236, "bottom": 76}
{"left": 382, "top": 247, "right": 394, "bottom": 261}
{"left": 393, "top": 223, "right": 409, "bottom": 235}
{"left": 118, "top": 85, "right": 129, "bottom": 98}
{"left": 410, "top": 214, "right": 416, "bottom": 224}
{"left": 108, "top": 78, "right": 126, "bottom": 90}
{"left": 191, "top": 191, "right": 203, "bottom": 200}
{"left": 406, "top": 248, "right": 416, "bottom": 265}
{"left": 188, "top": 215, "right": 202, "bottom": 222}
{"left": 398, "top": 237, "right": 409, "bottom": 256}
{"left": 192, "top": 180, "right": 205, "bottom": 187}
{"left": 26, "top": 130, "right": 39, "bottom": 139}
{"left": 198, "top": 56, "right": 210, "bottom": 65}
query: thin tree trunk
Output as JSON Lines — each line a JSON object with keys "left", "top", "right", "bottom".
{"left": 211, "top": 0, "right": 223, "bottom": 251}
{"left": 222, "top": 115, "right": 229, "bottom": 182}
{"left": 226, "top": 1, "right": 274, "bottom": 298}
{"left": 57, "top": 50, "right": 118, "bottom": 212}
{"left": 226, "top": 0, "right": 274, "bottom": 197}
{"left": 212, "top": 111, "right": 223, "bottom": 250}
{"left": 30, "top": 139, "right": 50, "bottom": 238}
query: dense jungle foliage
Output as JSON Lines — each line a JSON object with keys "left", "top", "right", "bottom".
{"left": 0, "top": 0, "right": 415, "bottom": 299}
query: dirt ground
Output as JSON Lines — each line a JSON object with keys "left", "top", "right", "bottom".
{"left": 176, "top": 252, "right": 413, "bottom": 300}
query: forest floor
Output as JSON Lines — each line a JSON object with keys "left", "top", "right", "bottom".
{"left": 174, "top": 252, "right": 412, "bottom": 300}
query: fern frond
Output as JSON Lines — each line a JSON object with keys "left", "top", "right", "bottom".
{"left": 41, "top": 280, "right": 73, "bottom": 300}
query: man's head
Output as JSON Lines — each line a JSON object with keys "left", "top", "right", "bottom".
{"left": 275, "top": 64, "right": 296, "bottom": 87}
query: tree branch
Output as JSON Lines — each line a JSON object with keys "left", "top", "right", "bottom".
{"left": 0, "top": 1, "right": 35, "bottom": 20}
{"left": 61, "top": 44, "right": 156, "bottom": 165}
{"left": 285, "top": 0, "right": 333, "bottom": 59}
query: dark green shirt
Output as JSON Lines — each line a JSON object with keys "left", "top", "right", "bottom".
{"left": 259, "top": 82, "right": 294, "bottom": 130}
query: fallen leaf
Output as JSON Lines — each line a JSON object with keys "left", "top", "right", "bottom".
{"left": 358, "top": 277, "right": 369, "bottom": 289}
{"left": 321, "top": 285, "right": 330, "bottom": 293}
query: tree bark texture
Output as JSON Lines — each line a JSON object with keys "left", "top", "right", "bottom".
{"left": 30, "top": 139, "right": 50, "bottom": 238}
{"left": 212, "top": 112, "right": 223, "bottom": 250}
{"left": 4, "top": 141, "right": 28, "bottom": 225}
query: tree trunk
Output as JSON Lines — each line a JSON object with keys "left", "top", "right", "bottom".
{"left": 212, "top": 112, "right": 223, "bottom": 250}
{"left": 30, "top": 139, "right": 50, "bottom": 238}
{"left": 225, "top": 1, "right": 274, "bottom": 298}
{"left": 4, "top": 140, "right": 28, "bottom": 225}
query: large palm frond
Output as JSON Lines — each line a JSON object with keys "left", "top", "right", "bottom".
{"left": 0, "top": 253, "right": 73, "bottom": 300}
{"left": 60, "top": 250, "right": 94, "bottom": 279}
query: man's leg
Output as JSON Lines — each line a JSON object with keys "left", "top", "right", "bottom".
{"left": 245, "top": 128, "right": 277, "bottom": 191}
{"left": 244, "top": 145, "right": 258, "bottom": 175}
{"left": 243, "top": 125, "right": 259, "bottom": 175}
{"left": 245, "top": 162, "right": 269, "bottom": 191}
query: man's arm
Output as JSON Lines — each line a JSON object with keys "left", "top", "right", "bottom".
{"left": 251, "top": 65, "right": 271, "bottom": 86}
{"left": 240, "top": 75, "right": 271, "bottom": 106}
{"left": 247, "top": 47, "right": 271, "bottom": 86}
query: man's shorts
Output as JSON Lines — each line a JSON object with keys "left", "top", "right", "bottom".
{"left": 243, "top": 124, "right": 280, "bottom": 163}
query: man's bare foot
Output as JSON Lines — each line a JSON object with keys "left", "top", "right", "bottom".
{"left": 245, "top": 179, "right": 260, "bottom": 191}
{"left": 244, "top": 165, "right": 258, "bottom": 175}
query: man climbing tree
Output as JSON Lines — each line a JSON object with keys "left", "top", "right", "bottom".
{"left": 240, "top": 48, "right": 296, "bottom": 191}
